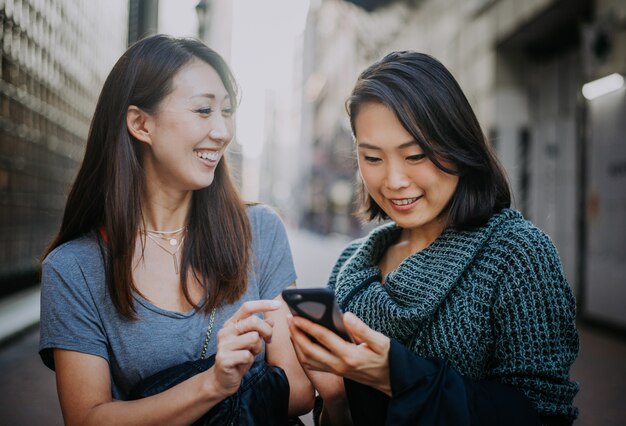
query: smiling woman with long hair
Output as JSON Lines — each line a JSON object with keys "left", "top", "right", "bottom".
{"left": 39, "top": 34, "right": 313, "bottom": 425}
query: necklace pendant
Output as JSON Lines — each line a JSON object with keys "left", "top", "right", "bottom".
{"left": 169, "top": 238, "right": 178, "bottom": 246}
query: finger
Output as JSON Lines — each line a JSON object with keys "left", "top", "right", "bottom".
{"left": 216, "top": 349, "right": 256, "bottom": 369}
{"left": 289, "top": 316, "right": 345, "bottom": 373}
{"left": 230, "top": 300, "right": 282, "bottom": 323}
{"left": 239, "top": 329, "right": 265, "bottom": 357}
{"left": 292, "top": 315, "right": 351, "bottom": 353}
{"left": 287, "top": 315, "right": 309, "bottom": 358}
{"left": 228, "top": 330, "right": 262, "bottom": 352}
{"left": 248, "top": 336, "right": 264, "bottom": 357}
{"left": 288, "top": 315, "right": 321, "bottom": 362}
{"left": 235, "top": 316, "right": 273, "bottom": 342}
{"left": 343, "top": 312, "right": 389, "bottom": 354}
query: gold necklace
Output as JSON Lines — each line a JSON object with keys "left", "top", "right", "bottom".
{"left": 144, "top": 226, "right": 187, "bottom": 247}
{"left": 144, "top": 231, "right": 186, "bottom": 274}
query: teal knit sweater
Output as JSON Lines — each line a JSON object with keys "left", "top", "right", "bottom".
{"left": 329, "top": 209, "right": 579, "bottom": 420}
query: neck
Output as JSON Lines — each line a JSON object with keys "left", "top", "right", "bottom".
{"left": 400, "top": 217, "right": 446, "bottom": 254}
{"left": 142, "top": 186, "right": 192, "bottom": 232}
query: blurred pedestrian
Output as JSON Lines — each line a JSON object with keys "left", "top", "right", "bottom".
{"left": 39, "top": 34, "right": 313, "bottom": 425}
{"left": 288, "top": 51, "right": 578, "bottom": 426}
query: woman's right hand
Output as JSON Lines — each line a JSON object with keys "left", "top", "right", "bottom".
{"left": 210, "top": 299, "right": 282, "bottom": 398}
{"left": 288, "top": 315, "right": 352, "bottom": 425}
{"left": 53, "top": 300, "right": 283, "bottom": 426}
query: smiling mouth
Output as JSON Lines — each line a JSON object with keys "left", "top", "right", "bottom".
{"left": 390, "top": 197, "right": 420, "bottom": 206}
{"left": 194, "top": 150, "right": 220, "bottom": 161}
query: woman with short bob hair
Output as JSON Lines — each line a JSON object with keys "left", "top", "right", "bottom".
{"left": 289, "top": 51, "right": 578, "bottom": 426}
{"left": 39, "top": 34, "right": 313, "bottom": 424}
{"left": 350, "top": 51, "right": 511, "bottom": 229}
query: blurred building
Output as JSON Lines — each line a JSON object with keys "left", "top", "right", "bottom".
{"left": 129, "top": 0, "right": 159, "bottom": 44}
{"left": 298, "top": 0, "right": 626, "bottom": 331}
{"left": 0, "top": 0, "right": 127, "bottom": 297}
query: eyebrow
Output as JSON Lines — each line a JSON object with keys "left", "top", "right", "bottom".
{"left": 357, "top": 140, "right": 419, "bottom": 150}
{"left": 190, "top": 93, "right": 231, "bottom": 101}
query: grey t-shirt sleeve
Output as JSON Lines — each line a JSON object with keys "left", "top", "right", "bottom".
{"left": 39, "top": 244, "right": 109, "bottom": 370}
{"left": 249, "top": 204, "right": 297, "bottom": 300}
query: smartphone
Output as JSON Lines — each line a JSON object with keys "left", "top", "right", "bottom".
{"left": 282, "top": 288, "right": 351, "bottom": 341}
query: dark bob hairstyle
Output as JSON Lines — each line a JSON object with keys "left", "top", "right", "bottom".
{"left": 346, "top": 51, "right": 511, "bottom": 230}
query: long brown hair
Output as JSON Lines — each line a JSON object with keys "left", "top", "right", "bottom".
{"left": 44, "top": 35, "right": 251, "bottom": 319}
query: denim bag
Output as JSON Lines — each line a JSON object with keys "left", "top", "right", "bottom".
{"left": 128, "top": 353, "right": 291, "bottom": 426}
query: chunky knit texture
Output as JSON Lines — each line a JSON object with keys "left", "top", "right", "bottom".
{"left": 329, "top": 209, "right": 579, "bottom": 420}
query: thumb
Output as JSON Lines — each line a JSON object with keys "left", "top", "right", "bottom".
{"left": 343, "top": 312, "right": 389, "bottom": 353}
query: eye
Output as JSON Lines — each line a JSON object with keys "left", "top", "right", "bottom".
{"left": 363, "top": 155, "right": 381, "bottom": 164}
{"left": 407, "top": 154, "right": 426, "bottom": 162}
{"left": 194, "top": 107, "right": 213, "bottom": 116}
{"left": 222, "top": 107, "right": 234, "bottom": 117}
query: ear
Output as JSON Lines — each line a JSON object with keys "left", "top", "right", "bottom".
{"left": 126, "top": 105, "right": 153, "bottom": 145}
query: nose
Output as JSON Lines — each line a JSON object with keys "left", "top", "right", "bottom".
{"left": 209, "top": 114, "right": 232, "bottom": 144}
{"left": 384, "top": 164, "right": 410, "bottom": 190}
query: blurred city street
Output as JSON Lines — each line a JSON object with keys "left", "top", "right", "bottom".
{"left": 0, "top": 227, "right": 625, "bottom": 425}
{"left": 2, "top": 0, "right": 626, "bottom": 425}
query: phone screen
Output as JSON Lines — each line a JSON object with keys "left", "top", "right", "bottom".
{"left": 282, "top": 288, "right": 351, "bottom": 341}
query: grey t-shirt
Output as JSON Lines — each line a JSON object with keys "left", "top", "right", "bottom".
{"left": 39, "top": 204, "right": 297, "bottom": 399}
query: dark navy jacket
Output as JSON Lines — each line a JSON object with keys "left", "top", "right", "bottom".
{"left": 343, "top": 339, "right": 573, "bottom": 426}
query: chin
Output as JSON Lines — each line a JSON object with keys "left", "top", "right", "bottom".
{"left": 201, "top": 177, "right": 216, "bottom": 189}
{"left": 387, "top": 213, "right": 423, "bottom": 229}
{"left": 191, "top": 175, "right": 215, "bottom": 191}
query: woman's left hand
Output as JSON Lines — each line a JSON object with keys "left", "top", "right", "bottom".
{"left": 288, "top": 311, "right": 392, "bottom": 396}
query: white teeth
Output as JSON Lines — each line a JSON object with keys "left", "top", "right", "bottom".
{"left": 390, "top": 197, "right": 418, "bottom": 206}
{"left": 195, "top": 151, "right": 219, "bottom": 161}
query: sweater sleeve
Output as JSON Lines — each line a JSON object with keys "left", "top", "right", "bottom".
{"left": 344, "top": 339, "right": 541, "bottom": 426}
{"left": 388, "top": 339, "right": 543, "bottom": 426}
{"left": 488, "top": 227, "right": 579, "bottom": 423}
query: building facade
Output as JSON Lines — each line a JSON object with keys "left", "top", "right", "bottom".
{"left": 0, "top": 0, "right": 127, "bottom": 297}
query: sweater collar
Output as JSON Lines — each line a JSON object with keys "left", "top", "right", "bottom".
{"left": 334, "top": 209, "right": 520, "bottom": 343}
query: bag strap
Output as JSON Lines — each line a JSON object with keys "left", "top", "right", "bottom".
{"left": 200, "top": 308, "right": 217, "bottom": 360}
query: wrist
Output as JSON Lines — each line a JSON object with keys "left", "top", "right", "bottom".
{"left": 201, "top": 367, "right": 232, "bottom": 403}
{"left": 321, "top": 399, "right": 352, "bottom": 426}
{"left": 323, "top": 393, "right": 348, "bottom": 407}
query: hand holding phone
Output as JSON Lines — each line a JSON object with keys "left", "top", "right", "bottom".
{"left": 282, "top": 288, "right": 351, "bottom": 341}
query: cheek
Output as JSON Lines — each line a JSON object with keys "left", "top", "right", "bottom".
{"left": 225, "top": 117, "right": 235, "bottom": 137}
{"left": 358, "top": 162, "right": 378, "bottom": 191}
{"left": 418, "top": 163, "right": 448, "bottom": 187}
{"left": 433, "top": 173, "right": 459, "bottom": 202}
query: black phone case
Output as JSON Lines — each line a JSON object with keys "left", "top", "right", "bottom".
{"left": 282, "top": 288, "right": 350, "bottom": 341}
